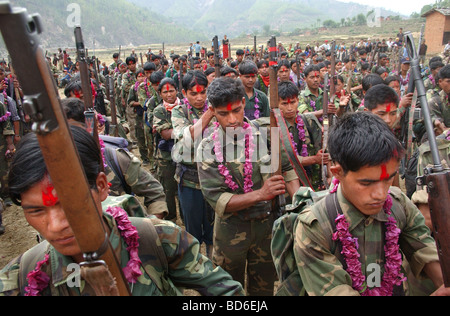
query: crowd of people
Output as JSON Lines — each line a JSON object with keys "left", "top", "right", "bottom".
{"left": 0, "top": 26, "right": 449, "bottom": 297}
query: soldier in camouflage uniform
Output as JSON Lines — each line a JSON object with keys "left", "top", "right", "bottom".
{"left": 122, "top": 56, "right": 139, "bottom": 145}
{"left": 278, "top": 81, "right": 330, "bottom": 190}
{"left": 197, "top": 78, "right": 300, "bottom": 296}
{"left": 171, "top": 71, "right": 215, "bottom": 259}
{"left": 427, "top": 65, "right": 450, "bottom": 128}
{"left": 153, "top": 78, "right": 181, "bottom": 221}
{"left": 298, "top": 65, "right": 323, "bottom": 116}
{"left": 115, "top": 62, "right": 128, "bottom": 119}
{"left": 339, "top": 56, "right": 363, "bottom": 99}
{"left": 423, "top": 61, "right": 444, "bottom": 92}
{"left": 128, "top": 69, "right": 149, "bottom": 163}
{"left": 0, "top": 126, "right": 244, "bottom": 296}
{"left": 293, "top": 112, "right": 448, "bottom": 296}
{"left": 61, "top": 97, "right": 168, "bottom": 219}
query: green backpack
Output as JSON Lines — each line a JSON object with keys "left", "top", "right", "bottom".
{"left": 271, "top": 187, "right": 338, "bottom": 296}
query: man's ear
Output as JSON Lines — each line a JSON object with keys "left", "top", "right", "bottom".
{"left": 330, "top": 162, "right": 344, "bottom": 181}
{"left": 96, "top": 172, "right": 110, "bottom": 202}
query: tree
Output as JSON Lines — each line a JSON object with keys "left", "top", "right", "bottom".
{"left": 262, "top": 24, "right": 271, "bottom": 36}
{"left": 355, "top": 13, "right": 367, "bottom": 26}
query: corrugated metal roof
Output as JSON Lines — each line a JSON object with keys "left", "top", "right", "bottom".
{"left": 422, "top": 7, "right": 450, "bottom": 17}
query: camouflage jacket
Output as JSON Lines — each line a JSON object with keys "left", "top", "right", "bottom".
{"left": 298, "top": 86, "right": 323, "bottom": 114}
{"left": 294, "top": 186, "right": 439, "bottom": 296}
{"left": 427, "top": 89, "right": 450, "bottom": 127}
{"left": 105, "top": 147, "right": 168, "bottom": 217}
{"left": 197, "top": 118, "right": 298, "bottom": 219}
{"left": 153, "top": 102, "right": 177, "bottom": 161}
{"left": 0, "top": 205, "right": 244, "bottom": 296}
{"left": 171, "top": 102, "right": 216, "bottom": 190}
{"left": 121, "top": 70, "right": 137, "bottom": 101}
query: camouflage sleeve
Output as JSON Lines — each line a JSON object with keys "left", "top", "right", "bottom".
{"left": 153, "top": 105, "right": 172, "bottom": 134}
{"left": 298, "top": 93, "right": 310, "bottom": 114}
{"left": 117, "top": 149, "right": 168, "bottom": 217}
{"left": 171, "top": 104, "right": 191, "bottom": 142}
{"left": 153, "top": 218, "right": 244, "bottom": 296}
{"left": 427, "top": 95, "right": 444, "bottom": 123}
{"left": 137, "top": 83, "right": 148, "bottom": 108}
{"left": 0, "top": 256, "right": 21, "bottom": 296}
{"left": 122, "top": 73, "right": 132, "bottom": 96}
{"left": 390, "top": 187, "right": 439, "bottom": 278}
{"left": 293, "top": 207, "right": 359, "bottom": 296}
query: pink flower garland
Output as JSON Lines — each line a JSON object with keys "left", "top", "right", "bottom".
{"left": 25, "top": 254, "right": 50, "bottom": 296}
{"left": 105, "top": 206, "right": 142, "bottom": 284}
{"left": 98, "top": 137, "right": 108, "bottom": 170}
{"left": 0, "top": 111, "right": 11, "bottom": 122}
{"left": 254, "top": 92, "right": 260, "bottom": 119}
{"left": 212, "top": 122, "right": 254, "bottom": 193}
{"left": 25, "top": 207, "right": 143, "bottom": 296}
{"left": 330, "top": 180, "right": 406, "bottom": 296}
{"left": 290, "top": 114, "right": 308, "bottom": 157}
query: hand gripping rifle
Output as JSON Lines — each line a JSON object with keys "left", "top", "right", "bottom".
{"left": 322, "top": 73, "right": 330, "bottom": 190}
{"left": 406, "top": 33, "right": 450, "bottom": 287}
{"left": 0, "top": 2, "right": 130, "bottom": 295}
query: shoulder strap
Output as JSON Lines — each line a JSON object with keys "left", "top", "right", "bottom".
{"left": 130, "top": 217, "right": 169, "bottom": 293}
{"left": 104, "top": 147, "right": 132, "bottom": 195}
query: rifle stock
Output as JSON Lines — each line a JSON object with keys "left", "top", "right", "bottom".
{"left": 268, "top": 36, "right": 286, "bottom": 215}
{"left": 213, "top": 35, "right": 221, "bottom": 78}
{"left": 406, "top": 33, "right": 450, "bottom": 287}
{"left": 0, "top": 2, "right": 130, "bottom": 295}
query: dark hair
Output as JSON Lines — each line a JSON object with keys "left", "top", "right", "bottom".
{"left": 158, "top": 77, "right": 177, "bottom": 92}
{"left": 438, "top": 65, "right": 450, "bottom": 80}
{"left": 207, "top": 77, "right": 245, "bottom": 108}
{"left": 64, "top": 79, "right": 83, "bottom": 97}
{"left": 384, "top": 75, "right": 400, "bottom": 86}
{"left": 8, "top": 126, "right": 102, "bottom": 205}
{"left": 364, "top": 84, "right": 399, "bottom": 111}
{"left": 204, "top": 67, "right": 215, "bottom": 76}
{"left": 304, "top": 64, "right": 320, "bottom": 77}
{"left": 238, "top": 60, "right": 258, "bottom": 75}
{"left": 430, "top": 61, "right": 445, "bottom": 71}
{"left": 143, "top": 62, "right": 156, "bottom": 71}
{"left": 182, "top": 70, "right": 208, "bottom": 91}
{"left": 150, "top": 71, "right": 165, "bottom": 85}
{"left": 278, "top": 59, "right": 290, "bottom": 70}
{"left": 362, "top": 74, "right": 384, "bottom": 92}
{"left": 113, "top": 53, "right": 119, "bottom": 59}
{"left": 125, "top": 56, "right": 136, "bottom": 65}
{"left": 278, "top": 81, "right": 299, "bottom": 100}
{"left": 328, "top": 112, "right": 404, "bottom": 174}
{"left": 62, "top": 98, "right": 85, "bottom": 123}
{"left": 220, "top": 66, "right": 238, "bottom": 77}
{"left": 257, "top": 60, "right": 269, "bottom": 68}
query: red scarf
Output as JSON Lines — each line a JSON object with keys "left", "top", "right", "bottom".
{"left": 261, "top": 75, "right": 270, "bottom": 87}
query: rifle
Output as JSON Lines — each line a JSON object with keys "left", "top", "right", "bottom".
{"left": 106, "top": 75, "right": 119, "bottom": 137}
{"left": 406, "top": 33, "right": 450, "bottom": 288}
{"left": 0, "top": 2, "right": 130, "bottom": 295}
{"left": 268, "top": 36, "right": 286, "bottom": 215}
{"left": 322, "top": 73, "right": 330, "bottom": 189}
{"left": 91, "top": 56, "right": 107, "bottom": 116}
{"left": 253, "top": 36, "right": 257, "bottom": 62}
{"left": 213, "top": 35, "right": 221, "bottom": 78}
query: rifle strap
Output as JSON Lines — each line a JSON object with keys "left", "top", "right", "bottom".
{"left": 273, "top": 108, "right": 314, "bottom": 189}
{"left": 80, "top": 263, "right": 120, "bottom": 296}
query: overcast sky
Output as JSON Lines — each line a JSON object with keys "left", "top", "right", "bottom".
{"left": 338, "top": 0, "right": 433, "bottom": 15}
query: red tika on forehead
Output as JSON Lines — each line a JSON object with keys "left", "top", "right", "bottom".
{"left": 166, "top": 84, "right": 171, "bottom": 92}
{"left": 227, "top": 103, "right": 233, "bottom": 111}
{"left": 195, "top": 85, "right": 204, "bottom": 93}
{"left": 42, "top": 177, "right": 59, "bottom": 207}
{"left": 380, "top": 164, "right": 390, "bottom": 181}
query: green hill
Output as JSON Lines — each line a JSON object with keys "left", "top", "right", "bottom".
{"left": 5, "top": 0, "right": 207, "bottom": 48}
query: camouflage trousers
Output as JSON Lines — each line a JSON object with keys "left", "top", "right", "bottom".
{"left": 135, "top": 114, "right": 149, "bottom": 163}
{"left": 157, "top": 159, "right": 178, "bottom": 221}
{"left": 213, "top": 213, "right": 277, "bottom": 296}
{"left": 126, "top": 105, "right": 137, "bottom": 143}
